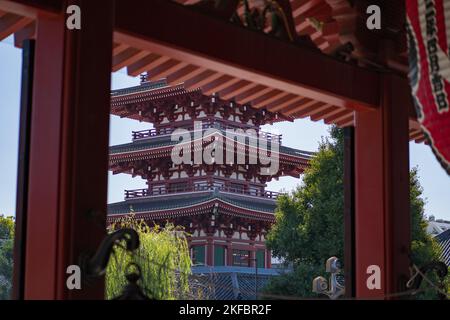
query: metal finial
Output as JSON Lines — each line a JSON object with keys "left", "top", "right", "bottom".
{"left": 140, "top": 73, "right": 148, "bottom": 84}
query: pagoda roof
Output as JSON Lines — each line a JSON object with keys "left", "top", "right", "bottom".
{"left": 107, "top": 189, "right": 277, "bottom": 222}
{"left": 0, "top": 0, "right": 426, "bottom": 142}
{"left": 109, "top": 130, "right": 314, "bottom": 163}
{"left": 110, "top": 134, "right": 177, "bottom": 154}
{"left": 111, "top": 78, "right": 170, "bottom": 97}
{"left": 110, "top": 79, "right": 290, "bottom": 124}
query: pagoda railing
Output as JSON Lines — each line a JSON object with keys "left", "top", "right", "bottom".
{"left": 124, "top": 184, "right": 283, "bottom": 200}
{"left": 131, "top": 121, "right": 282, "bottom": 144}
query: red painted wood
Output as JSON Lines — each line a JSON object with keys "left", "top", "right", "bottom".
{"left": 249, "top": 249, "right": 256, "bottom": 268}
{"left": 114, "top": 0, "right": 379, "bottom": 111}
{"left": 354, "top": 74, "right": 410, "bottom": 299}
{"left": 3, "top": 0, "right": 419, "bottom": 121}
{"left": 266, "top": 249, "right": 271, "bottom": 268}
{"left": 226, "top": 241, "right": 233, "bottom": 266}
{"left": 355, "top": 108, "right": 385, "bottom": 299}
{"left": 25, "top": 1, "right": 113, "bottom": 299}
{"left": 382, "top": 75, "right": 411, "bottom": 296}
{"left": 5, "top": 0, "right": 414, "bottom": 297}
{"left": 0, "top": 0, "right": 62, "bottom": 18}
{"left": 206, "top": 236, "right": 213, "bottom": 266}
{"left": 25, "top": 13, "right": 64, "bottom": 300}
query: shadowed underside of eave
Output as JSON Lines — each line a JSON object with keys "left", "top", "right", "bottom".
{"left": 0, "top": 1, "right": 425, "bottom": 142}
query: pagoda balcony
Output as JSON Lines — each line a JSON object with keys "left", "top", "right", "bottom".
{"left": 131, "top": 121, "right": 282, "bottom": 144}
{"left": 124, "top": 185, "right": 283, "bottom": 200}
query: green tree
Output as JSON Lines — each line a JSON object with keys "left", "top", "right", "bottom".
{"left": 264, "top": 127, "right": 448, "bottom": 299}
{"left": 409, "top": 167, "right": 448, "bottom": 299}
{"left": 0, "top": 215, "right": 14, "bottom": 300}
{"left": 106, "top": 217, "right": 192, "bottom": 300}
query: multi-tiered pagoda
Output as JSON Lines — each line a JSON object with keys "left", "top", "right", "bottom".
{"left": 107, "top": 76, "right": 312, "bottom": 270}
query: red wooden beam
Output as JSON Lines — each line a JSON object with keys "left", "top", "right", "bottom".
{"left": 202, "top": 75, "right": 239, "bottom": 95}
{"left": 0, "top": 0, "right": 62, "bottom": 18}
{"left": 2, "top": 0, "right": 418, "bottom": 121}
{"left": 13, "top": 20, "right": 34, "bottom": 47}
{"left": 127, "top": 54, "right": 170, "bottom": 77}
{"left": 0, "top": 12, "right": 31, "bottom": 40}
{"left": 354, "top": 74, "right": 410, "bottom": 299}
{"left": 114, "top": 0, "right": 380, "bottom": 112}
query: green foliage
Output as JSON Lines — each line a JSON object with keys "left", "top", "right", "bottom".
{"left": 262, "top": 263, "right": 324, "bottom": 299}
{"left": 264, "top": 127, "right": 344, "bottom": 298}
{"left": 0, "top": 215, "right": 14, "bottom": 240}
{"left": 264, "top": 127, "right": 448, "bottom": 299}
{"left": 409, "top": 167, "right": 441, "bottom": 265}
{"left": 409, "top": 167, "right": 448, "bottom": 298}
{"left": 0, "top": 215, "right": 14, "bottom": 300}
{"left": 106, "top": 216, "right": 192, "bottom": 300}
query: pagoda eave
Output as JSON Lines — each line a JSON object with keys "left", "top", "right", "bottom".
{"left": 107, "top": 197, "right": 276, "bottom": 223}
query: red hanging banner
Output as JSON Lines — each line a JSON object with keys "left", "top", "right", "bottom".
{"left": 406, "top": 0, "right": 450, "bottom": 174}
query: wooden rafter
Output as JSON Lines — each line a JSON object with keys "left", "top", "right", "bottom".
{"left": 0, "top": 12, "right": 32, "bottom": 41}
{"left": 112, "top": 47, "right": 149, "bottom": 72}
{"left": 126, "top": 53, "right": 171, "bottom": 77}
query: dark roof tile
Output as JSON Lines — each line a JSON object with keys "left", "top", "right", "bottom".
{"left": 436, "top": 229, "right": 450, "bottom": 267}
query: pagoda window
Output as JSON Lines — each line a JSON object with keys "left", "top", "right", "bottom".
{"left": 151, "top": 184, "right": 166, "bottom": 195}
{"left": 213, "top": 180, "right": 225, "bottom": 189}
{"left": 192, "top": 245, "right": 205, "bottom": 266}
{"left": 180, "top": 171, "right": 188, "bottom": 179}
{"left": 248, "top": 186, "right": 261, "bottom": 196}
{"left": 230, "top": 183, "right": 244, "bottom": 194}
{"left": 159, "top": 127, "right": 172, "bottom": 135}
{"left": 214, "top": 246, "right": 225, "bottom": 266}
{"left": 194, "top": 180, "right": 209, "bottom": 191}
{"left": 256, "top": 250, "right": 265, "bottom": 268}
{"left": 232, "top": 249, "right": 250, "bottom": 267}
{"left": 169, "top": 181, "right": 188, "bottom": 193}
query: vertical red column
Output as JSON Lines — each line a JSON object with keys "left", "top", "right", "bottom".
{"left": 354, "top": 74, "right": 410, "bottom": 298}
{"left": 249, "top": 249, "right": 256, "bottom": 267}
{"left": 354, "top": 105, "right": 385, "bottom": 299}
{"left": 25, "top": 1, "right": 113, "bottom": 299}
{"left": 226, "top": 239, "right": 233, "bottom": 266}
{"left": 266, "top": 249, "right": 271, "bottom": 269}
{"left": 206, "top": 236, "right": 214, "bottom": 266}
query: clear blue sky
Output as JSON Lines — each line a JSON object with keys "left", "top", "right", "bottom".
{"left": 1, "top": 36, "right": 449, "bottom": 220}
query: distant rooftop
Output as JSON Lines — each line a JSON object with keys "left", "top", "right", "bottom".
{"left": 427, "top": 219, "right": 450, "bottom": 236}
{"left": 435, "top": 229, "right": 450, "bottom": 267}
{"left": 110, "top": 78, "right": 169, "bottom": 97}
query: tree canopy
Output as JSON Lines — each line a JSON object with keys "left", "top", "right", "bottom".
{"left": 0, "top": 215, "right": 14, "bottom": 300}
{"left": 264, "top": 127, "right": 448, "bottom": 299}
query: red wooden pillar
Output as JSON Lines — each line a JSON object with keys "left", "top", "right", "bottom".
{"left": 206, "top": 236, "right": 214, "bottom": 266}
{"left": 24, "top": 1, "right": 113, "bottom": 299}
{"left": 354, "top": 74, "right": 411, "bottom": 298}
{"left": 226, "top": 239, "right": 233, "bottom": 266}
{"left": 249, "top": 246, "right": 256, "bottom": 267}
{"left": 266, "top": 249, "right": 271, "bottom": 269}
